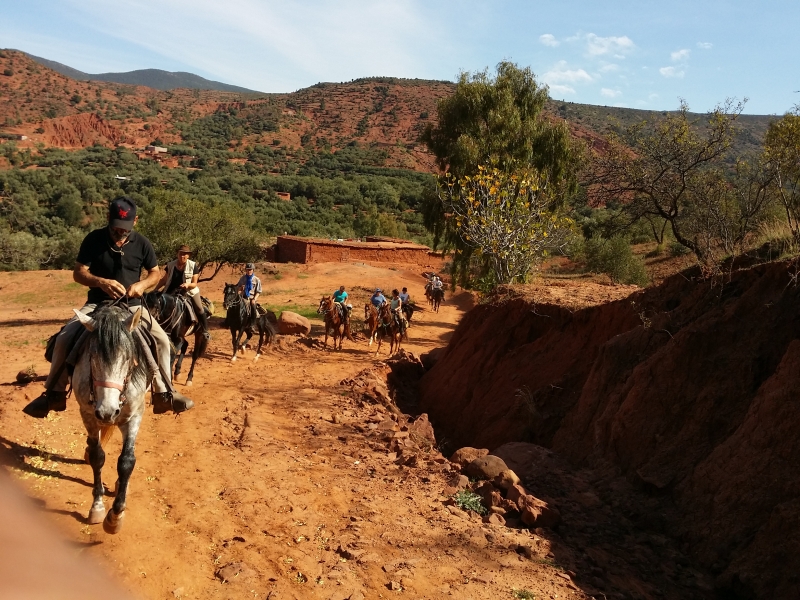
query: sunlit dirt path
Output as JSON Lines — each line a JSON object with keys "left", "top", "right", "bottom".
{"left": 0, "top": 264, "right": 583, "bottom": 600}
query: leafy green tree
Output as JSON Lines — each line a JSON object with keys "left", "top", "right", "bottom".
{"left": 140, "top": 191, "right": 263, "bottom": 281}
{"left": 439, "top": 166, "right": 574, "bottom": 285}
{"left": 421, "top": 62, "right": 583, "bottom": 286}
{"left": 764, "top": 107, "right": 800, "bottom": 240}
{"left": 588, "top": 100, "right": 771, "bottom": 267}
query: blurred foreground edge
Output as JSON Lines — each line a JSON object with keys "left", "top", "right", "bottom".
{"left": 0, "top": 471, "right": 136, "bottom": 600}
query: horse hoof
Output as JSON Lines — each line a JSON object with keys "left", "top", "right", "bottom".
{"left": 231, "top": 356, "right": 237, "bottom": 363}
{"left": 253, "top": 353, "right": 260, "bottom": 362}
{"left": 103, "top": 509, "right": 125, "bottom": 534}
{"left": 186, "top": 380, "right": 193, "bottom": 387}
{"left": 88, "top": 503, "right": 106, "bottom": 524}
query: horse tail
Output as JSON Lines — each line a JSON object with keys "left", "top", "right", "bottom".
{"left": 100, "top": 425, "right": 115, "bottom": 448}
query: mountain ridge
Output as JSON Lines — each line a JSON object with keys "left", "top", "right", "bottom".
{"left": 23, "top": 52, "right": 261, "bottom": 94}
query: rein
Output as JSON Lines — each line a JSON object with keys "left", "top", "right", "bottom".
{"left": 87, "top": 346, "right": 137, "bottom": 408}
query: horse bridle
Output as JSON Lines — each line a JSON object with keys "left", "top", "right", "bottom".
{"left": 85, "top": 294, "right": 137, "bottom": 408}
{"left": 87, "top": 345, "right": 137, "bottom": 408}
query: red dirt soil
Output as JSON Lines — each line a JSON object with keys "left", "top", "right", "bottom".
{"left": 0, "top": 263, "right": 609, "bottom": 600}
{"left": 419, "top": 262, "right": 800, "bottom": 599}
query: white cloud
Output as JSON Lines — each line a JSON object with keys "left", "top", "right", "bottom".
{"left": 54, "top": 0, "right": 440, "bottom": 92}
{"left": 601, "top": 88, "right": 622, "bottom": 98}
{"left": 539, "top": 34, "right": 559, "bottom": 47}
{"left": 659, "top": 66, "right": 685, "bottom": 78}
{"left": 548, "top": 84, "right": 576, "bottom": 96}
{"left": 599, "top": 63, "right": 620, "bottom": 73}
{"left": 697, "top": 42, "right": 713, "bottom": 49}
{"left": 585, "top": 33, "right": 635, "bottom": 58}
{"left": 671, "top": 48, "right": 691, "bottom": 62}
{"left": 543, "top": 61, "right": 593, "bottom": 85}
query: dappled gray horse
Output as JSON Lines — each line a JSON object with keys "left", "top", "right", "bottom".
{"left": 72, "top": 306, "right": 151, "bottom": 534}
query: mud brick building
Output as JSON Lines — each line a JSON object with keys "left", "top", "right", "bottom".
{"left": 274, "top": 235, "right": 442, "bottom": 266}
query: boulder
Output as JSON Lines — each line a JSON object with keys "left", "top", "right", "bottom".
{"left": 517, "top": 495, "right": 561, "bottom": 529}
{"left": 408, "top": 414, "right": 437, "bottom": 448}
{"left": 492, "top": 469, "right": 521, "bottom": 491}
{"left": 277, "top": 311, "right": 311, "bottom": 335}
{"left": 446, "top": 473, "right": 470, "bottom": 490}
{"left": 450, "top": 447, "right": 490, "bottom": 468}
{"left": 506, "top": 483, "right": 527, "bottom": 507}
{"left": 464, "top": 455, "right": 510, "bottom": 480}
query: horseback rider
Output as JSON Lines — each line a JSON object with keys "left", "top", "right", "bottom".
{"left": 332, "top": 285, "right": 352, "bottom": 326}
{"left": 390, "top": 288, "right": 407, "bottom": 332}
{"left": 23, "top": 196, "right": 194, "bottom": 418}
{"left": 399, "top": 286, "right": 413, "bottom": 325}
{"left": 158, "top": 244, "right": 211, "bottom": 340}
{"left": 370, "top": 288, "right": 387, "bottom": 308}
{"left": 236, "top": 263, "right": 262, "bottom": 326}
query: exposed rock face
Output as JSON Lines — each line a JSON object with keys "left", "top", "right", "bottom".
{"left": 419, "top": 261, "right": 800, "bottom": 599}
{"left": 277, "top": 311, "right": 311, "bottom": 335}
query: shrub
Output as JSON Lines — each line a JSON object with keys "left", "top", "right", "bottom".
{"left": 668, "top": 240, "right": 691, "bottom": 257}
{"left": 3, "top": 68, "right": 12, "bottom": 77}
{"left": 585, "top": 235, "right": 649, "bottom": 286}
{"left": 453, "top": 490, "right": 486, "bottom": 515}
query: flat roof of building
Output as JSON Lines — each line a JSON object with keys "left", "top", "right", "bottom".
{"left": 277, "top": 235, "right": 431, "bottom": 251}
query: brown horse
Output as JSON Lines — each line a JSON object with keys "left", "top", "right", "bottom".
{"left": 375, "top": 302, "right": 404, "bottom": 356}
{"left": 364, "top": 303, "right": 380, "bottom": 347}
{"left": 317, "top": 296, "right": 353, "bottom": 350}
{"left": 431, "top": 287, "right": 445, "bottom": 312}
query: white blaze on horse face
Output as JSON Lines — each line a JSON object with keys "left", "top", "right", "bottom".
{"left": 90, "top": 354, "right": 128, "bottom": 423}
{"left": 74, "top": 309, "right": 97, "bottom": 331}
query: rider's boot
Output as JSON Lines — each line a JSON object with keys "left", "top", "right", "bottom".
{"left": 22, "top": 390, "right": 69, "bottom": 419}
{"left": 197, "top": 310, "right": 212, "bottom": 341}
{"left": 152, "top": 391, "right": 195, "bottom": 415}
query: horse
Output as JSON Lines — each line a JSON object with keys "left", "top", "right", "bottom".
{"left": 364, "top": 303, "right": 380, "bottom": 346}
{"left": 431, "top": 287, "right": 445, "bottom": 312}
{"left": 374, "top": 302, "right": 404, "bottom": 356}
{"left": 72, "top": 305, "right": 151, "bottom": 534}
{"left": 142, "top": 291, "right": 210, "bottom": 386}
{"left": 222, "top": 283, "right": 275, "bottom": 362}
{"left": 318, "top": 296, "right": 353, "bottom": 350}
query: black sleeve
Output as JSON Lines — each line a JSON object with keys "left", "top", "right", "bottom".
{"left": 75, "top": 231, "right": 97, "bottom": 266}
{"left": 192, "top": 263, "right": 201, "bottom": 276}
{"left": 141, "top": 237, "right": 158, "bottom": 270}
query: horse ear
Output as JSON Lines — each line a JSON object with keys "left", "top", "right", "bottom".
{"left": 124, "top": 307, "right": 142, "bottom": 332}
{"left": 74, "top": 310, "right": 96, "bottom": 331}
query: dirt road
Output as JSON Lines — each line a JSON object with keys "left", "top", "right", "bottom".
{"left": 0, "top": 263, "right": 582, "bottom": 600}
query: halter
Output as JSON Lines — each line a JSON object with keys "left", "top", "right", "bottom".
{"left": 87, "top": 346, "right": 137, "bottom": 408}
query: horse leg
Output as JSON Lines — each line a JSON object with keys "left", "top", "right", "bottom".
{"left": 253, "top": 321, "right": 264, "bottom": 362}
{"left": 174, "top": 338, "right": 188, "bottom": 382}
{"left": 86, "top": 431, "right": 107, "bottom": 524}
{"left": 186, "top": 333, "right": 207, "bottom": 385}
{"left": 230, "top": 326, "right": 239, "bottom": 362}
{"left": 104, "top": 416, "right": 140, "bottom": 535}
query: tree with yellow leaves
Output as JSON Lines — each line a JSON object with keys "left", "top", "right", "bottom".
{"left": 439, "top": 166, "right": 573, "bottom": 285}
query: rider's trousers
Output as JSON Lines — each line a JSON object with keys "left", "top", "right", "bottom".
{"left": 45, "top": 303, "right": 172, "bottom": 394}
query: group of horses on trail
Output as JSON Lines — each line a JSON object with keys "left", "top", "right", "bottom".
{"left": 45, "top": 276, "right": 446, "bottom": 534}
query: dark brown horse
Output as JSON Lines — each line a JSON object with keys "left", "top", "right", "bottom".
{"left": 223, "top": 283, "right": 276, "bottom": 362}
{"left": 142, "top": 291, "right": 210, "bottom": 386}
{"left": 375, "top": 302, "right": 404, "bottom": 356}
{"left": 431, "top": 287, "right": 445, "bottom": 312}
{"left": 318, "top": 296, "right": 354, "bottom": 350}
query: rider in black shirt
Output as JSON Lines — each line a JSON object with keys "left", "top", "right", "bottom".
{"left": 23, "top": 197, "right": 195, "bottom": 419}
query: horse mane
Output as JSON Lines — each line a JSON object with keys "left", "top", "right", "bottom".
{"left": 91, "top": 306, "right": 149, "bottom": 387}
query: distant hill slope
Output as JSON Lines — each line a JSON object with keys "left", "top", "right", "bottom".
{"left": 24, "top": 52, "right": 260, "bottom": 93}
{"left": 0, "top": 49, "right": 779, "bottom": 171}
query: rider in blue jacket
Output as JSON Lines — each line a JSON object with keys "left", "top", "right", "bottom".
{"left": 370, "top": 289, "right": 387, "bottom": 307}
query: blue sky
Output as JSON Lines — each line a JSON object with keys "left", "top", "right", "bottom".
{"left": 1, "top": 0, "right": 797, "bottom": 114}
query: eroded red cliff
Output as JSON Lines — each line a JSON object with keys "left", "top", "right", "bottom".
{"left": 419, "top": 263, "right": 800, "bottom": 598}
